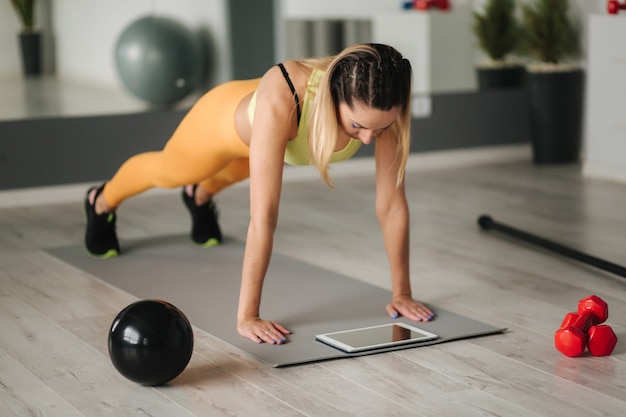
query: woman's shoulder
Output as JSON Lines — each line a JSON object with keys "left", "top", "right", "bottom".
{"left": 248, "top": 62, "right": 311, "bottom": 135}
{"left": 259, "top": 61, "right": 313, "bottom": 89}
{"left": 254, "top": 62, "right": 313, "bottom": 108}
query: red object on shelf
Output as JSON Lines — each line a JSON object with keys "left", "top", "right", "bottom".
{"left": 608, "top": 0, "right": 626, "bottom": 14}
{"left": 413, "top": 0, "right": 450, "bottom": 11}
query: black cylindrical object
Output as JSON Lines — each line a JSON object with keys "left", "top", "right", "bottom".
{"left": 526, "top": 69, "right": 584, "bottom": 164}
{"left": 19, "top": 31, "right": 42, "bottom": 76}
{"left": 477, "top": 66, "right": 525, "bottom": 90}
{"left": 478, "top": 214, "right": 626, "bottom": 279}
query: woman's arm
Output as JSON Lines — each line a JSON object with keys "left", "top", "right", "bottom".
{"left": 236, "top": 65, "right": 300, "bottom": 343}
{"left": 374, "top": 131, "right": 434, "bottom": 322}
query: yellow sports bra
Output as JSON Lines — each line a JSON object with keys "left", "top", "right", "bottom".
{"left": 247, "top": 66, "right": 361, "bottom": 166}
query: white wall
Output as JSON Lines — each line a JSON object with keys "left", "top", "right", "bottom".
{"left": 583, "top": 15, "right": 626, "bottom": 183}
{"left": 370, "top": 4, "right": 477, "bottom": 94}
{"left": 0, "top": 0, "right": 26, "bottom": 75}
{"left": 1, "top": 0, "right": 231, "bottom": 88}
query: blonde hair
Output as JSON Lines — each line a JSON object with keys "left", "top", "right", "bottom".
{"left": 299, "top": 43, "right": 412, "bottom": 188}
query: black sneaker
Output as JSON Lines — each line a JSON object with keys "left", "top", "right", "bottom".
{"left": 84, "top": 184, "right": 120, "bottom": 258}
{"left": 182, "top": 185, "right": 222, "bottom": 247}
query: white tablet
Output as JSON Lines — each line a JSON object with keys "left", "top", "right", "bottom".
{"left": 315, "top": 323, "right": 438, "bottom": 353}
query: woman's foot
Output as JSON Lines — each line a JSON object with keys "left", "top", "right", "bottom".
{"left": 84, "top": 184, "right": 121, "bottom": 258}
{"left": 182, "top": 185, "right": 222, "bottom": 247}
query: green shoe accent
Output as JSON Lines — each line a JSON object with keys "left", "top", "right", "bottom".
{"left": 196, "top": 238, "right": 221, "bottom": 248}
{"left": 87, "top": 248, "right": 119, "bottom": 259}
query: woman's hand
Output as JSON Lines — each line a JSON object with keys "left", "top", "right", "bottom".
{"left": 386, "top": 295, "right": 435, "bottom": 322}
{"left": 237, "top": 317, "right": 291, "bottom": 344}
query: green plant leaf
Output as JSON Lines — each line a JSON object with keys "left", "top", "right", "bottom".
{"left": 522, "top": 0, "right": 578, "bottom": 64}
{"left": 10, "top": 0, "right": 36, "bottom": 29}
{"left": 472, "top": 0, "right": 522, "bottom": 62}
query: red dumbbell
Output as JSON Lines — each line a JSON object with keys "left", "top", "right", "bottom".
{"left": 608, "top": 0, "right": 626, "bottom": 14}
{"left": 587, "top": 324, "right": 618, "bottom": 356}
{"left": 554, "top": 295, "right": 608, "bottom": 357}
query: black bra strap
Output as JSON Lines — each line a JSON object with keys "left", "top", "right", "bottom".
{"left": 278, "top": 63, "right": 301, "bottom": 127}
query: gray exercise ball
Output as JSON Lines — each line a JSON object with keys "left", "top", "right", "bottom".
{"left": 115, "top": 16, "right": 203, "bottom": 105}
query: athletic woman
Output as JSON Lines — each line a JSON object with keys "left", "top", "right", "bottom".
{"left": 84, "top": 43, "right": 434, "bottom": 345}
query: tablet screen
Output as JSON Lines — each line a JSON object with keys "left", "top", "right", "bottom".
{"left": 316, "top": 323, "right": 438, "bottom": 353}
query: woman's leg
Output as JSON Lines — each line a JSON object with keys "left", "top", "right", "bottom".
{"left": 189, "top": 157, "right": 251, "bottom": 204}
{"left": 85, "top": 79, "right": 259, "bottom": 256}
{"left": 102, "top": 83, "right": 257, "bottom": 208}
{"left": 199, "top": 157, "right": 251, "bottom": 195}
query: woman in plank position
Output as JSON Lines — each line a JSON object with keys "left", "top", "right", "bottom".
{"left": 84, "top": 43, "right": 434, "bottom": 344}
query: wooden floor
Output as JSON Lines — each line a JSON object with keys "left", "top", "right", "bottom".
{"left": 1, "top": 160, "right": 625, "bottom": 416}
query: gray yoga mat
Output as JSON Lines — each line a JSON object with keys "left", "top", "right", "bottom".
{"left": 49, "top": 235, "right": 506, "bottom": 367}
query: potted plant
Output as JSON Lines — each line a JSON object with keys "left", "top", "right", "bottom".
{"left": 10, "top": 0, "right": 41, "bottom": 76}
{"left": 522, "top": 0, "right": 582, "bottom": 164}
{"left": 472, "top": 0, "right": 524, "bottom": 90}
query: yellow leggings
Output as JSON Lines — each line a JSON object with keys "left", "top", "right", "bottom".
{"left": 103, "top": 78, "right": 260, "bottom": 208}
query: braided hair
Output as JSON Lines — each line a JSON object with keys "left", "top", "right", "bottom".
{"left": 330, "top": 43, "right": 412, "bottom": 112}
{"left": 303, "top": 43, "right": 413, "bottom": 187}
